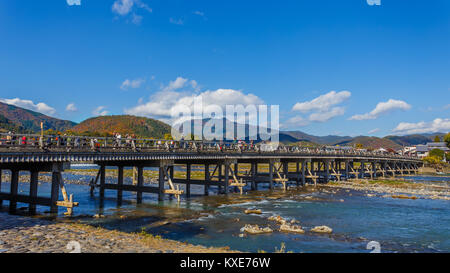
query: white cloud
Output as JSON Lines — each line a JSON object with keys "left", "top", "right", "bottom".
{"left": 0, "top": 98, "right": 56, "bottom": 116}
{"left": 112, "top": 0, "right": 152, "bottom": 24}
{"left": 65, "top": 103, "right": 77, "bottom": 112}
{"left": 350, "top": 99, "right": 411, "bottom": 120}
{"left": 92, "top": 106, "right": 109, "bottom": 116}
{"left": 392, "top": 118, "right": 450, "bottom": 135}
{"left": 282, "top": 116, "right": 309, "bottom": 129}
{"left": 308, "top": 107, "right": 346, "bottom": 122}
{"left": 368, "top": 128, "right": 380, "bottom": 134}
{"left": 112, "top": 0, "right": 134, "bottom": 15}
{"left": 193, "top": 11, "right": 205, "bottom": 17}
{"left": 132, "top": 14, "right": 143, "bottom": 25}
{"left": 290, "top": 90, "right": 350, "bottom": 124}
{"left": 125, "top": 77, "right": 263, "bottom": 124}
{"left": 66, "top": 0, "right": 81, "bottom": 6}
{"left": 170, "top": 18, "right": 184, "bottom": 25}
{"left": 120, "top": 78, "right": 146, "bottom": 90}
{"left": 161, "top": 77, "right": 189, "bottom": 92}
{"left": 292, "top": 91, "right": 351, "bottom": 113}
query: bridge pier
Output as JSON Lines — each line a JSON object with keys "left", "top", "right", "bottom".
{"left": 136, "top": 166, "right": 144, "bottom": 204}
{"left": 223, "top": 162, "right": 230, "bottom": 194}
{"left": 324, "top": 160, "right": 330, "bottom": 183}
{"left": 29, "top": 171, "right": 39, "bottom": 214}
{"left": 99, "top": 165, "right": 105, "bottom": 204}
{"left": 0, "top": 169, "right": 2, "bottom": 208}
{"left": 301, "top": 160, "right": 306, "bottom": 185}
{"left": 9, "top": 169, "right": 19, "bottom": 214}
{"left": 218, "top": 164, "right": 223, "bottom": 193}
{"left": 359, "top": 161, "right": 366, "bottom": 179}
{"left": 251, "top": 162, "right": 257, "bottom": 190}
{"left": 269, "top": 160, "right": 274, "bottom": 190}
{"left": 158, "top": 165, "right": 165, "bottom": 201}
{"left": 117, "top": 166, "right": 124, "bottom": 206}
{"left": 186, "top": 163, "right": 191, "bottom": 198}
{"left": 204, "top": 164, "right": 210, "bottom": 196}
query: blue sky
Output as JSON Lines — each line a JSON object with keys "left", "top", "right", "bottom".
{"left": 0, "top": 0, "right": 449, "bottom": 137}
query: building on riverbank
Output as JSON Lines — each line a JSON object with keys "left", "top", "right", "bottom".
{"left": 413, "top": 142, "right": 449, "bottom": 158}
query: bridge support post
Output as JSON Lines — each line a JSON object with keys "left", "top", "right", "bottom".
{"left": 117, "top": 166, "right": 123, "bottom": 206}
{"left": 218, "top": 164, "right": 222, "bottom": 193}
{"left": 29, "top": 171, "right": 39, "bottom": 214}
{"left": 136, "top": 166, "right": 143, "bottom": 204}
{"left": 0, "top": 169, "right": 2, "bottom": 208}
{"left": 99, "top": 165, "right": 105, "bottom": 201}
{"left": 345, "top": 161, "right": 349, "bottom": 180}
{"left": 50, "top": 171, "right": 60, "bottom": 214}
{"left": 204, "top": 164, "right": 210, "bottom": 196}
{"left": 269, "top": 160, "right": 274, "bottom": 190}
{"left": 324, "top": 160, "right": 330, "bottom": 183}
{"left": 224, "top": 163, "right": 230, "bottom": 194}
{"left": 132, "top": 167, "right": 138, "bottom": 186}
{"left": 158, "top": 166, "right": 165, "bottom": 201}
{"left": 359, "top": 161, "right": 365, "bottom": 179}
{"left": 186, "top": 163, "right": 191, "bottom": 198}
{"left": 283, "top": 162, "right": 289, "bottom": 181}
{"left": 296, "top": 161, "right": 300, "bottom": 186}
{"left": 233, "top": 163, "right": 239, "bottom": 193}
{"left": 251, "top": 162, "right": 257, "bottom": 191}
{"left": 9, "top": 169, "right": 19, "bottom": 214}
{"left": 372, "top": 162, "right": 377, "bottom": 179}
{"left": 301, "top": 160, "right": 306, "bottom": 185}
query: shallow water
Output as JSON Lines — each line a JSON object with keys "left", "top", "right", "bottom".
{"left": 0, "top": 167, "right": 449, "bottom": 253}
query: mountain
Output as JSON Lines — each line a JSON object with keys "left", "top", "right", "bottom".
{"left": 70, "top": 115, "right": 171, "bottom": 138}
{"left": 0, "top": 114, "right": 29, "bottom": 133}
{"left": 333, "top": 136, "right": 402, "bottom": 150}
{"left": 280, "top": 131, "right": 353, "bottom": 145}
{"left": 384, "top": 135, "right": 432, "bottom": 146}
{"left": 279, "top": 130, "right": 448, "bottom": 149}
{"left": 385, "top": 133, "right": 445, "bottom": 146}
{"left": 0, "top": 102, "right": 76, "bottom": 133}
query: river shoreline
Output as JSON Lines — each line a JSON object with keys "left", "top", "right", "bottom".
{"left": 324, "top": 178, "right": 450, "bottom": 200}
{"left": 0, "top": 212, "right": 237, "bottom": 253}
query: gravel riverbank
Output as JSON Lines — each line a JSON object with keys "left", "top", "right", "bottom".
{"left": 324, "top": 178, "right": 450, "bottom": 201}
{"left": 0, "top": 213, "right": 237, "bottom": 253}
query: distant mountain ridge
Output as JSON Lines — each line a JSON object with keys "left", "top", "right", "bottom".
{"left": 0, "top": 102, "right": 76, "bottom": 133}
{"left": 279, "top": 131, "right": 445, "bottom": 149}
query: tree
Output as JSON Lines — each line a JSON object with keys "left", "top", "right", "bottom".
{"left": 444, "top": 133, "right": 450, "bottom": 148}
{"left": 355, "top": 143, "right": 363, "bottom": 149}
{"left": 434, "top": 135, "right": 441, "bottom": 142}
{"left": 429, "top": 148, "right": 444, "bottom": 160}
{"left": 423, "top": 156, "right": 442, "bottom": 165}
{"left": 164, "top": 133, "right": 173, "bottom": 140}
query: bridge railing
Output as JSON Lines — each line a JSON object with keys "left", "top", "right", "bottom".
{"left": 0, "top": 133, "right": 420, "bottom": 161}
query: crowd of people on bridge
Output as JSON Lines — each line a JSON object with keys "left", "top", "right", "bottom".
{"left": 0, "top": 131, "right": 418, "bottom": 159}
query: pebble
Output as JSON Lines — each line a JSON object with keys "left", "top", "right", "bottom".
{"left": 0, "top": 212, "right": 235, "bottom": 253}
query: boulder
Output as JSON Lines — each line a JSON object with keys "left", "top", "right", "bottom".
{"left": 310, "top": 225, "right": 333, "bottom": 233}
{"left": 279, "top": 224, "right": 305, "bottom": 234}
{"left": 241, "top": 224, "right": 273, "bottom": 234}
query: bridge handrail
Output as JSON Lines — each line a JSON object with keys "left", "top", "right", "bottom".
{"left": 0, "top": 133, "right": 420, "bottom": 161}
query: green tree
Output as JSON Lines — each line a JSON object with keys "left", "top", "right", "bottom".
{"left": 434, "top": 135, "right": 441, "bottom": 142}
{"left": 423, "top": 156, "right": 442, "bottom": 165}
{"left": 429, "top": 148, "right": 444, "bottom": 160}
{"left": 444, "top": 133, "right": 450, "bottom": 148}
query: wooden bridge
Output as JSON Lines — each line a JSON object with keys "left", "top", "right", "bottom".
{"left": 0, "top": 133, "right": 422, "bottom": 215}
